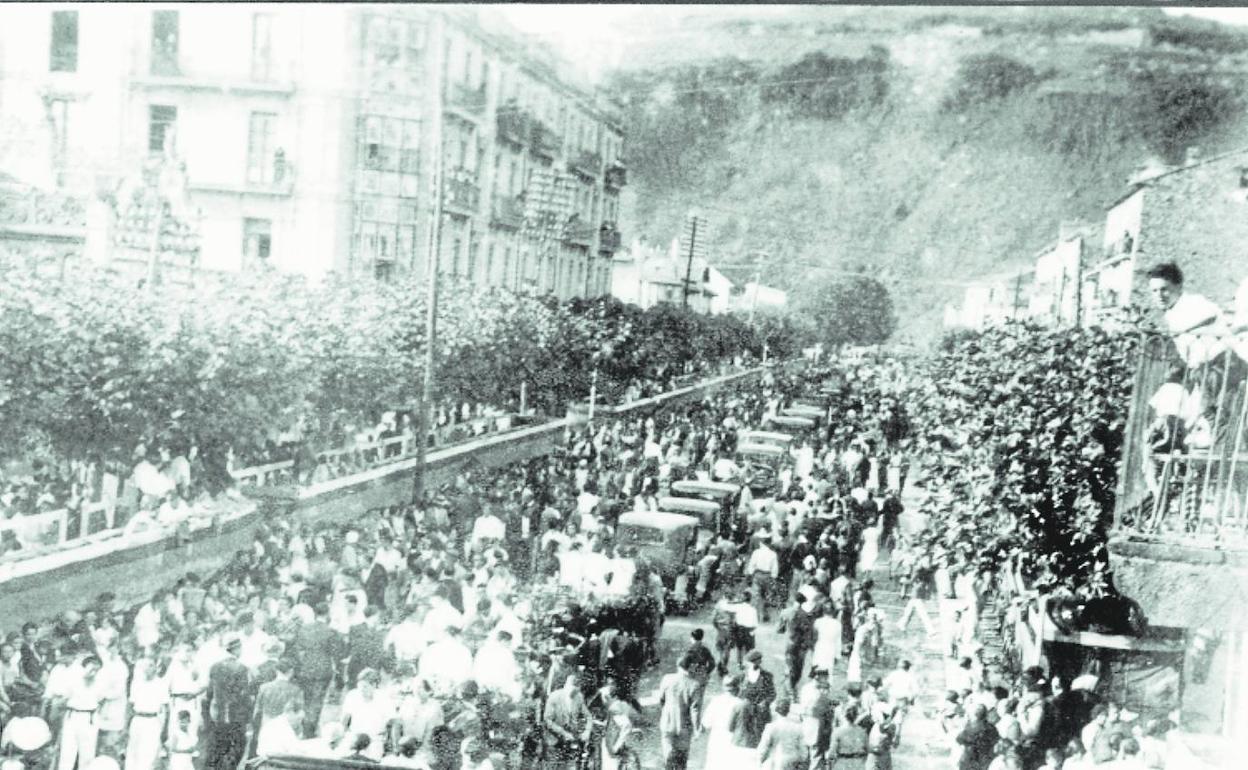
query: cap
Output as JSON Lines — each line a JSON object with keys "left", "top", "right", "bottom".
{"left": 745, "top": 650, "right": 764, "bottom": 663}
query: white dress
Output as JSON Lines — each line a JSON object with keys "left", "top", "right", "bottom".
{"left": 811, "top": 616, "right": 841, "bottom": 672}
{"left": 859, "top": 526, "right": 881, "bottom": 572}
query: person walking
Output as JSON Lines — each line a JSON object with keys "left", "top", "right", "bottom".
{"left": 57, "top": 655, "right": 103, "bottom": 770}
{"left": 827, "top": 705, "right": 870, "bottom": 770}
{"left": 747, "top": 535, "right": 779, "bottom": 623}
{"left": 543, "top": 672, "right": 591, "bottom": 770}
{"left": 701, "top": 675, "right": 749, "bottom": 770}
{"left": 956, "top": 704, "right": 999, "bottom": 770}
{"left": 739, "top": 651, "right": 777, "bottom": 750}
{"left": 784, "top": 591, "right": 817, "bottom": 695}
{"left": 757, "top": 698, "right": 806, "bottom": 770}
{"left": 291, "top": 602, "right": 340, "bottom": 736}
{"left": 204, "top": 637, "right": 253, "bottom": 770}
{"left": 658, "top": 660, "right": 703, "bottom": 770}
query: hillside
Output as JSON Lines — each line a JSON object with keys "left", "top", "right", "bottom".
{"left": 604, "top": 7, "right": 1248, "bottom": 344}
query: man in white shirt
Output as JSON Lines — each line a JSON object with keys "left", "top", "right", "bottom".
{"left": 469, "top": 509, "right": 506, "bottom": 555}
{"left": 747, "top": 534, "right": 779, "bottom": 623}
{"left": 237, "top": 612, "right": 274, "bottom": 671}
{"left": 58, "top": 655, "right": 103, "bottom": 770}
{"left": 386, "top": 610, "right": 426, "bottom": 667}
{"left": 473, "top": 630, "right": 521, "bottom": 701}
{"left": 883, "top": 659, "right": 916, "bottom": 705}
{"left": 421, "top": 590, "right": 464, "bottom": 643}
{"left": 1148, "top": 261, "right": 1228, "bottom": 368}
{"left": 419, "top": 626, "right": 472, "bottom": 697}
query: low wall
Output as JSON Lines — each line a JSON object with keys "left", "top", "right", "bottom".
{"left": 0, "top": 366, "right": 769, "bottom": 628}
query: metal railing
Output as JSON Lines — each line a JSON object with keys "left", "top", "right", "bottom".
{"left": 1114, "top": 330, "right": 1248, "bottom": 546}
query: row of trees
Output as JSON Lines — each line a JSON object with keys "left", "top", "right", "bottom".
{"left": 0, "top": 268, "right": 814, "bottom": 474}
{"left": 912, "top": 321, "right": 1139, "bottom": 597}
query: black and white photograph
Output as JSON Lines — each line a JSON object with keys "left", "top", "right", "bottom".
{"left": 0, "top": 4, "right": 1245, "bottom": 770}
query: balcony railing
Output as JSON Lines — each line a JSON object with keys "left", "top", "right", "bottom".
{"left": 1113, "top": 331, "right": 1248, "bottom": 548}
{"left": 605, "top": 160, "right": 627, "bottom": 189}
{"left": 530, "top": 121, "right": 560, "bottom": 159}
{"left": 563, "top": 217, "right": 595, "bottom": 247}
{"left": 443, "top": 168, "right": 481, "bottom": 215}
{"left": 568, "top": 150, "right": 602, "bottom": 179}
{"left": 599, "top": 222, "right": 621, "bottom": 254}
{"left": 496, "top": 104, "right": 529, "bottom": 145}
{"left": 448, "top": 82, "right": 487, "bottom": 117}
{"left": 491, "top": 194, "right": 524, "bottom": 229}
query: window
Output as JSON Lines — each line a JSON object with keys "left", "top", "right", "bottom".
{"left": 151, "top": 10, "right": 180, "bottom": 75}
{"left": 50, "top": 11, "right": 78, "bottom": 72}
{"left": 251, "top": 13, "right": 272, "bottom": 81}
{"left": 247, "top": 112, "right": 276, "bottom": 184}
{"left": 244, "top": 218, "right": 272, "bottom": 263}
{"left": 148, "top": 105, "right": 177, "bottom": 154}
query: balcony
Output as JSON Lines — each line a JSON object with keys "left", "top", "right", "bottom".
{"left": 1108, "top": 330, "right": 1248, "bottom": 630}
{"left": 447, "top": 82, "right": 487, "bottom": 119}
{"left": 443, "top": 168, "right": 481, "bottom": 216}
{"left": 490, "top": 194, "right": 524, "bottom": 230}
{"left": 568, "top": 149, "right": 602, "bottom": 180}
{"left": 605, "top": 160, "right": 628, "bottom": 190}
{"left": 598, "top": 222, "right": 621, "bottom": 254}
{"left": 530, "top": 121, "right": 561, "bottom": 160}
{"left": 562, "top": 216, "right": 594, "bottom": 248}
{"left": 496, "top": 103, "right": 529, "bottom": 145}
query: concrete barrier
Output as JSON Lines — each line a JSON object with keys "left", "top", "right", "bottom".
{"left": 0, "top": 366, "right": 771, "bottom": 628}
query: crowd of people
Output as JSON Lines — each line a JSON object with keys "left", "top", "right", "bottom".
{"left": 0, "top": 352, "right": 1193, "bottom": 770}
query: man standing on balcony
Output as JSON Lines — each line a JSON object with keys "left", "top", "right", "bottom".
{"left": 1147, "top": 262, "right": 1245, "bottom": 431}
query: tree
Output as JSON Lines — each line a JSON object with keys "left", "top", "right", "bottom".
{"left": 798, "top": 275, "right": 897, "bottom": 349}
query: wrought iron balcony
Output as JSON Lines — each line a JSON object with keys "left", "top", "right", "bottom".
{"left": 598, "top": 222, "right": 621, "bottom": 254}
{"left": 530, "top": 121, "right": 561, "bottom": 160}
{"left": 568, "top": 150, "right": 602, "bottom": 179}
{"left": 443, "top": 168, "right": 481, "bottom": 216}
{"left": 1112, "top": 330, "right": 1248, "bottom": 549}
{"left": 562, "top": 216, "right": 594, "bottom": 247}
{"left": 496, "top": 103, "right": 529, "bottom": 145}
{"left": 605, "top": 160, "right": 627, "bottom": 189}
{"left": 490, "top": 194, "right": 524, "bottom": 230}
{"left": 447, "top": 82, "right": 487, "bottom": 118}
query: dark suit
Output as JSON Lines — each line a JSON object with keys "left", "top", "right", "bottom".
{"left": 290, "top": 620, "right": 340, "bottom": 735}
{"left": 205, "top": 656, "right": 253, "bottom": 770}
{"left": 739, "top": 670, "right": 777, "bottom": 749}
{"left": 346, "top": 622, "right": 387, "bottom": 686}
{"left": 19, "top": 642, "right": 45, "bottom": 683}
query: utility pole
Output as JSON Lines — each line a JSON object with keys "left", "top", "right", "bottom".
{"left": 682, "top": 213, "right": 698, "bottom": 309}
{"left": 1074, "top": 240, "right": 1085, "bottom": 328}
{"left": 748, "top": 251, "right": 767, "bottom": 325}
{"left": 414, "top": 20, "right": 448, "bottom": 503}
{"left": 1011, "top": 271, "right": 1025, "bottom": 320}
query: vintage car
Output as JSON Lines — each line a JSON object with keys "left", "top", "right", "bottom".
{"left": 736, "top": 442, "right": 786, "bottom": 498}
{"left": 765, "top": 414, "right": 817, "bottom": 433}
{"left": 782, "top": 404, "right": 825, "bottom": 421}
{"left": 668, "top": 480, "right": 743, "bottom": 539}
{"left": 616, "top": 511, "right": 706, "bottom": 612}
{"left": 737, "top": 429, "right": 795, "bottom": 450}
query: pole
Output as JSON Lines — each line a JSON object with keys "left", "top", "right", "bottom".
{"left": 146, "top": 196, "right": 165, "bottom": 290}
{"left": 748, "top": 252, "right": 764, "bottom": 325}
{"left": 414, "top": 22, "right": 448, "bottom": 503}
{"left": 1074, "top": 240, "right": 1085, "bottom": 328}
{"left": 682, "top": 214, "right": 698, "bottom": 309}
{"left": 1011, "top": 271, "right": 1024, "bottom": 320}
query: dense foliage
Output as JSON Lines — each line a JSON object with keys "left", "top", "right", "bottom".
{"left": 797, "top": 275, "right": 898, "bottom": 349}
{"left": 0, "top": 268, "right": 811, "bottom": 471}
{"left": 942, "top": 54, "right": 1045, "bottom": 113}
{"left": 910, "top": 321, "right": 1138, "bottom": 597}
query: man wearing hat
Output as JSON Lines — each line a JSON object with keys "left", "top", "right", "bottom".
{"left": 739, "top": 650, "right": 777, "bottom": 749}
{"left": 747, "top": 532, "right": 779, "bottom": 623}
{"left": 204, "top": 636, "right": 253, "bottom": 770}
{"left": 784, "top": 590, "right": 818, "bottom": 694}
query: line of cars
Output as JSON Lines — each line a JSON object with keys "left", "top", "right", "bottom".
{"left": 615, "top": 393, "right": 832, "bottom": 613}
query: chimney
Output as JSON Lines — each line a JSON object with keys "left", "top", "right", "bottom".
{"left": 1185, "top": 146, "right": 1201, "bottom": 166}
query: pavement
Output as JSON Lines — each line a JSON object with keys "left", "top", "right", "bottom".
{"left": 631, "top": 485, "right": 970, "bottom": 769}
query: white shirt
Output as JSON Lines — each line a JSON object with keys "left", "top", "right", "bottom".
{"left": 421, "top": 602, "right": 464, "bottom": 641}
{"left": 473, "top": 641, "right": 521, "bottom": 700}
{"left": 747, "top": 545, "right": 778, "bottom": 577}
{"left": 129, "top": 668, "right": 170, "bottom": 714}
{"left": 883, "top": 668, "right": 916, "bottom": 701}
{"left": 386, "top": 620, "right": 426, "bottom": 664}
{"left": 341, "top": 689, "right": 396, "bottom": 739}
{"left": 257, "top": 716, "right": 311, "bottom": 757}
{"left": 470, "top": 515, "right": 506, "bottom": 550}
{"left": 419, "top": 638, "right": 472, "bottom": 695}
{"left": 1164, "top": 291, "right": 1227, "bottom": 367}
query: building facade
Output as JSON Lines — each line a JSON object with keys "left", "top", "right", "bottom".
{"left": 0, "top": 3, "right": 625, "bottom": 296}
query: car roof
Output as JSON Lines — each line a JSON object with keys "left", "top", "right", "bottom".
{"left": 671, "top": 480, "right": 740, "bottom": 495}
{"left": 618, "top": 511, "right": 700, "bottom": 531}
{"left": 739, "top": 430, "right": 794, "bottom": 442}
{"left": 658, "top": 496, "right": 720, "bottom": 512}
{"left": 738, "top": 443, "right": 785, "bottom": 455}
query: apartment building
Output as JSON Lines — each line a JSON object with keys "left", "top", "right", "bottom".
{"left": 0, "top": 3, "right": 626, "bottom": 296}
